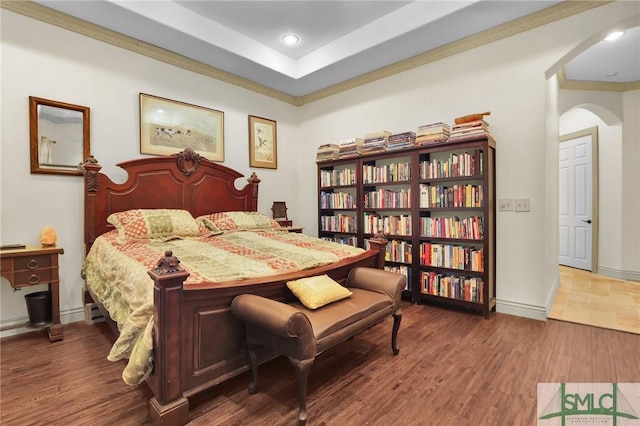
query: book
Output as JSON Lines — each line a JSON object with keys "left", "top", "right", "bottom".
{"left": 386, "top": 131, "right": 416, "bottom": 151}
{"left": 364, "top": 130, "right": 392, "bottom": 139}
{"left": 337, "top": 137, "right": 364, "bottom": 158}
{"left": 316, "top": 143, "right": 340, "bottom": 162}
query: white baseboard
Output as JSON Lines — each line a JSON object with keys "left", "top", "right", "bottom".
{"left": 496, "top": 299, "right": 547, "bottom": 321}
{"left": 597, "top": 266, "right": 640, "bottom": 282}
{"left": 545, "top": 274, "right": 561, "bottom": 316}
{"left": 0, "top": 306, "right": 86, "bottom": 339}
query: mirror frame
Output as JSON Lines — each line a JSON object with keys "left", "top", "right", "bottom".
{"left": 29, "top": 96, "right": 90, "bottom": 176}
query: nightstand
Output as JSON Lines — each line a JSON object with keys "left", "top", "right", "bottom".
{"left": 282, "top": 227, "right": 304, "bottom": 233}
{"left": 0, "top": 245, "right": 64, "bottom": 341}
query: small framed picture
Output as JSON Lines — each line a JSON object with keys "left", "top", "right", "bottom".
{"left": 248, "top": 115, "right": 277, "bottom": 169}
{"left": 139, "top": 93, "right": 224, "bottom": 161}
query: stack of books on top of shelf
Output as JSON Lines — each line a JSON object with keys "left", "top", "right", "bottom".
{"left": 415, "top": 122, "right": 450, "bottom": 145}
{"left": 448, "top": 119, "right": 494, "bottom": 143}
{"left": 316, "top": 143, "right": 340, "bottom": 162}
{"left": 386, "top": 131, "right": 416, "bottom": 151}
{"left": 362, "top": 130, "right": 391, "bottom": 155}
{"left": 338, "top": 137, "right": 364, "bottom": 158}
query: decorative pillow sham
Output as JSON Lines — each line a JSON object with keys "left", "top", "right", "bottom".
{"left": 197, "top": 211, "right": 281, "bottom": 232}
{"left": 286, "top": 274, "right": 353, "bottom": 310}
{"left": 107, "top": 209, "right": 202, "bottom": 244}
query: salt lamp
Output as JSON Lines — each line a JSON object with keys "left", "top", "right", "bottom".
{"left": 40, "top": 226, "right": 57, "bottom": 246}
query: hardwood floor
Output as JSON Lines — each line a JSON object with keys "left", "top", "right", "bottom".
{"left": 2, "top": 301, "right": 639, "bottom": 425}
{"left": 549, "top": 266, "right": 640, "bottom": 334}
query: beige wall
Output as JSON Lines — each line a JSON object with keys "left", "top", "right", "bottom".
{"left": 621, "top": 90, "right": 640, "bottom": 278}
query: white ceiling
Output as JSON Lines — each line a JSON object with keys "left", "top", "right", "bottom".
{"left": 33, "top": 1, "right": 640, "bottom": 98}
{"left": 564, "top": 25, "right": 640, "bottom": 84}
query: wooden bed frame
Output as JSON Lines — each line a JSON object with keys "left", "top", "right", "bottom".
{"left": 82, "top": 149, "right": 386, "bottom": 425}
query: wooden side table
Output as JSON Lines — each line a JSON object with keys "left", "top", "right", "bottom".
{"left": 0, "top": 245, "right": 64, "bottom": 341}
{"left": 282, "top": 227, "right": 304, "bottom": 233}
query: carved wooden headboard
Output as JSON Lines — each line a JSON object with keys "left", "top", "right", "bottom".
{"left": 82, "top": 148, "right": 260, "bottom": 253}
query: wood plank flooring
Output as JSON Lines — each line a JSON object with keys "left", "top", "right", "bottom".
{"left": 2, "top": 301, "right": 639, "bottom": 425}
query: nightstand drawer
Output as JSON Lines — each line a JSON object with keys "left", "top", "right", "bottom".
{"left": 14, "top": 255, "right": 52, "bottom": 271}
{"left": 13, "top": 269, "right": 53, "bottom": 287}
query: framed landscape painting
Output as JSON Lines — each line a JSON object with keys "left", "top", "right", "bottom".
{"left": 139, "top": 93, "right": 224, "bottom": 161}
{"left": 248, "top": 115, "right": 277, "bottom": 169}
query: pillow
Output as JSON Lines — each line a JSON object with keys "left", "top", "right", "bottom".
{"left": 107, "top": 209, "right": 202, "bottom": 244}
{"left": 197, "top": 211, "right": 281, "bottom": 232}
{"left": 286, "top": 275, "right": 352, "bottom": 310}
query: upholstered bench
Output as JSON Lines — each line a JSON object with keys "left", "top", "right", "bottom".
{"left": 230, "top": 267, "right": 405, "bottom": 426}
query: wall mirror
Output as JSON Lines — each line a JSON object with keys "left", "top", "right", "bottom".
{"left": 29, "top": 96, "right": 90, "bottom": 176}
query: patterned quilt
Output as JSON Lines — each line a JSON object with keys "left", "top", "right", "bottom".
{"left": 81, "top": 229, "right": 365, "bottom": 385}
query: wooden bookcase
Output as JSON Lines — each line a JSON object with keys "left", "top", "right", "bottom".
{"left": 317, "top": 137, "right": 496, "bottom": 318}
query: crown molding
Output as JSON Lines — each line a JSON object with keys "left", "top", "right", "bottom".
{"left": 3, "top": 0, "right": 615, "bottom": 106}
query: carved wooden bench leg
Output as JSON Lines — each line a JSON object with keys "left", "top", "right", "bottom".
{"left": 289, "top": 357, "right": 314, "bottom": 426}
{"left": 246, "top": 340, "right": 259, "bottom": 394}
{"left": 391, "top": 311, "right": 402, "bottom": 355}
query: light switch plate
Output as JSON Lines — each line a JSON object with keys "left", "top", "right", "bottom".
{"left": 515, "top": 198, "right": 531, "bottom": 212}
{"left": 499, "top": 199, "right": 513, "bottom": 211}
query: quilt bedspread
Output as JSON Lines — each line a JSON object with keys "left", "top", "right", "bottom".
{"left": 81, "top": 229, "right": 364, "bottom": 385}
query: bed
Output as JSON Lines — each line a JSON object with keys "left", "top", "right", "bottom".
{"left": 81, "top": 148, "right": 387, "bottom": 425}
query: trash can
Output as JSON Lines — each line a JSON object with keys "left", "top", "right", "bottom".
{"left": 24, "top": 291, "right": 52, "bottom": 327}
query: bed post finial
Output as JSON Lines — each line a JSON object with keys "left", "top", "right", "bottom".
{"left": 154, "top": 250, "right": 185, "bottom": 274}
{"left": 82, "top": 156, "right": 101, "bottom": 193}
{"left": 248, "top": 172, "right": 260, "bottom": 204}
{"left": 248, "top": 172, "right": 260, "bottom": 186}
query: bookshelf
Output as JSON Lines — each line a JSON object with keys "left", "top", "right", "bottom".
{"left": 318, "top": 158, "right": 359, "bottom": 246}
{"left": 317, "top": 137, "right": 496, "bottom": 318}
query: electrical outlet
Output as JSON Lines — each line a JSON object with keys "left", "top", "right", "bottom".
{"left": 515, "top": 198, "right": 531, "bottom": 212}
{"left": 499, "top": 199, "right": 513, "bottom": 212}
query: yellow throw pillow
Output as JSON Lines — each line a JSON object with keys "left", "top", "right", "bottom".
{"left": 287, "top": 275, "right": 352, "bottom": 310}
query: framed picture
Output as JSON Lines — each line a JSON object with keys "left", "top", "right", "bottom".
{"left": 248, "top": 115, "right": 277, "bottom": 169}
{"left": 139, "top": 93, "right": 224, "bottom": 161}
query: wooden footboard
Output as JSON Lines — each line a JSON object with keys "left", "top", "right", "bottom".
{"left": 145, "top": 242, "right": 386, "bottom": 426}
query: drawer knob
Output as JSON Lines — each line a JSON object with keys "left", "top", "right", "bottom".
{"left": 27, "top": 259, "right": 40, "bottom": 269}
{"left": 28, "top": 274, "right": 40, "bottom": 284}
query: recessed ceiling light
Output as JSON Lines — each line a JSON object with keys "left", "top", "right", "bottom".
{"left": 604, "top": 31, "right": 624, "bottom": 41}
{"left": 282, "top": 34, "right": 299, "bottom": 45}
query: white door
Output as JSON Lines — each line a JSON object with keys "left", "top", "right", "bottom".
{"left": 559, "top": 134, "right": 593, "bottom": 271}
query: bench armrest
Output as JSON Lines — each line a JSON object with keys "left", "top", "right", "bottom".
{"left": 345, "top": 267, "right": 405, "bottom": 311}
{"left": 231, "top": 294, "right": 313, "bottom": 339}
